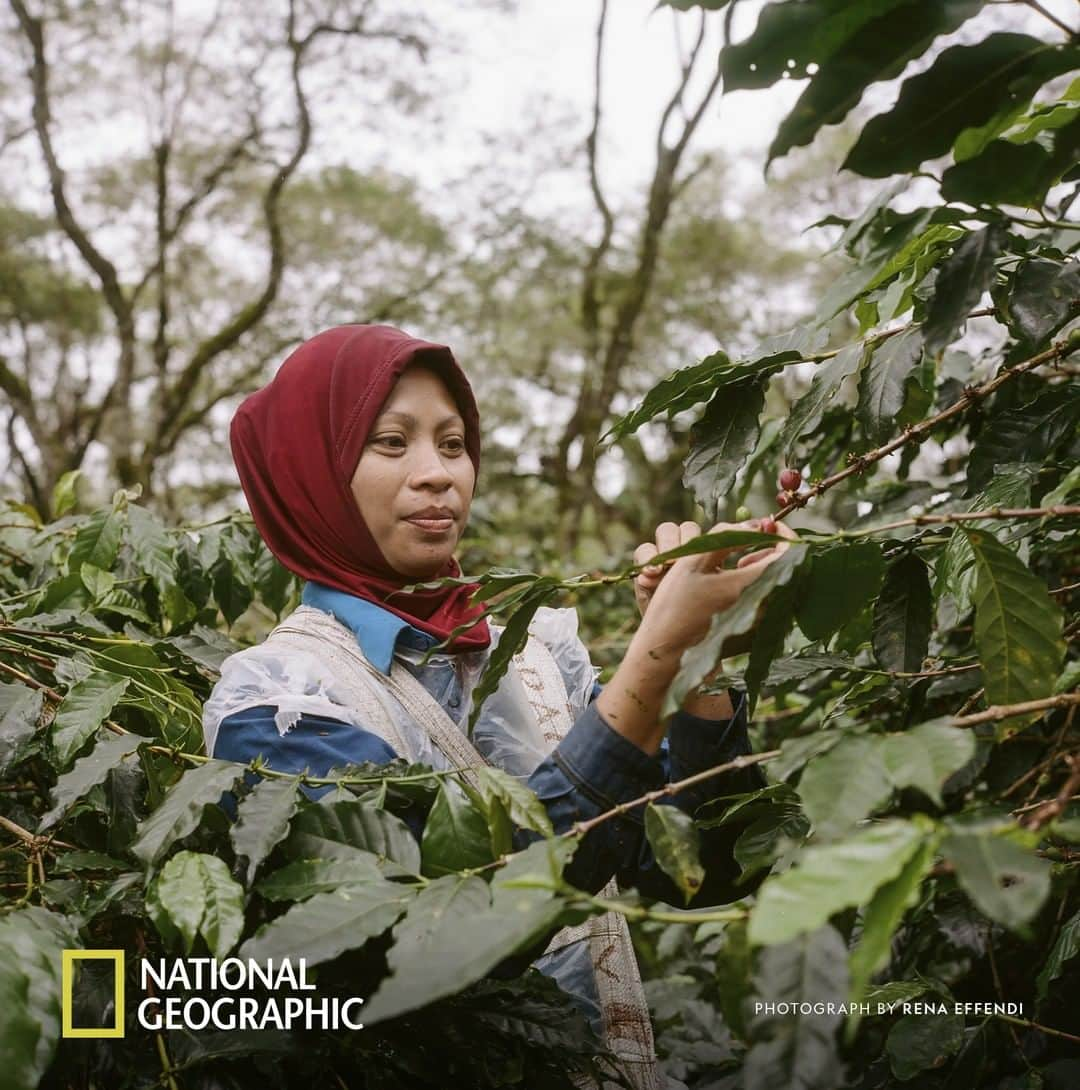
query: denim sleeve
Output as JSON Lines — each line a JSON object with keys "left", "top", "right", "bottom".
{"left": 523, "top": 690, "right": 763, "bottom": 906}
{"left": 212, "top": 705, "right": 398, "bottom": 802}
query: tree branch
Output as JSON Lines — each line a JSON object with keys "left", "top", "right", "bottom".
{"left": 657, "top": 11, "right": 706, "bottom": 159}
{"left": 153, "top": 0, "right": 314, "bottom": 457}
{"left": 582, "top": 0, "right": 615, "bottom": 360}
{"left": 130, "top": 121, "right": 258, "bottom": 307}
{"left": 844, "top": 504, "right": 1080, "bottom": 538}
{"left": 1019, "top": 0, "right": 1076, "bottom": 38}
{"left": 951, "top": 692, "right": 1080, "bottom": 730}
{"left": 7, "top": 0, "right": 132, "bottom": 331}
{"left": 778, "top": 334, "right": 1080, "bottom": 519}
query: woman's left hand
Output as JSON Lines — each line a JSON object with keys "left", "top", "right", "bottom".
{"left": 633, "top": 520, "right": 702, "bottom": 618}
{"left": 632, "top": 516, "right": 783, "bottom": 619}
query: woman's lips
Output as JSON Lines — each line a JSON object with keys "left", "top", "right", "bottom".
{"left": 404, "top": 516, "right": 455, "bottom": 533}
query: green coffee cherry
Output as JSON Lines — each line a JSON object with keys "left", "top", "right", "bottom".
{"left": 734, "top": 505, "right": 752, "bottom": 522}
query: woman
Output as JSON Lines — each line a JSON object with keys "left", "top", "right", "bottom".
{"left": 202, "top": 324, "right": 794, "bottom": 1090}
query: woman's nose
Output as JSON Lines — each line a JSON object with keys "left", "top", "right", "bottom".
{"left": 407, "top": 442, "right": 455, "bottom": 488}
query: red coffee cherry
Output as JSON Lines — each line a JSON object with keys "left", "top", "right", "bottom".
{"left": 776, "top": 491, "right": 792, "bottom": 508}
{"left": 779, "top": 467, "right": 802, "bottom": 492}
{"left": 761, "top": 517, "right": 778, "bottom": 534}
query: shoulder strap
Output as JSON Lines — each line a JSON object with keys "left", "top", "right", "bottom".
{"left": 266, "top": 606, "right": 660, "bottom": 1090}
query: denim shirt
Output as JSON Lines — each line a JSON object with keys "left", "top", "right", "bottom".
{"left": 209, "top": 582, "right": 765, "bottom": 1030}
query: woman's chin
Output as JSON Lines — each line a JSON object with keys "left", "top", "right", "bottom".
{"left": 391, "top": 551, "right": 455, "bottom": 583}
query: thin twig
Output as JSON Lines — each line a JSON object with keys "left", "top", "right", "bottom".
{"left": 1019, "top": 0, "right": 1076, "bottom": 38}
{"left": 951, "top": 693, "right": 1080, "bottom": 730}
{"left": 777, "top": 336, "right": 1078, "bottom": 519}
{"left": 1021, "top": 754, "right": 1080, "bottom": 830}
{"left": 987, "top": 924, "right": 1026, "bottom": 1055}
{"left": 841, "top": 505, "right": 1080, "bottom": 539}
{"left": 568, "top": 749, "right": 781, "bottom": 839}
{"left": 995, "top": 1012, "right": 1080, "bottom": 1046}
{"left": 0, "top": 814, "right": 36, "bottom": 844}
{"left": 0, "top": 658, "right": 61, "bottom": 701}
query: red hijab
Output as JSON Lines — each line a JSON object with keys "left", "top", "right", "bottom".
{"left": 230, "top": 324, "right": 490, "bottom": 650}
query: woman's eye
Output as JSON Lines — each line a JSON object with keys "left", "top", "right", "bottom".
{"left": 372, "top": 435, "right": 406, "bottom": 449}
{"left": 441, "top": 437, "right": 466, "bottom": 453}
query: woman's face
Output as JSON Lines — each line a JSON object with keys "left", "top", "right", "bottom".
{"left": 350, "top": 365, "right": 475, "bottom": 580}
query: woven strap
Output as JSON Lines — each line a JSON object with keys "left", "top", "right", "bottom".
{"left": 264, "top": 607, "right": 660, "bottom": 1090}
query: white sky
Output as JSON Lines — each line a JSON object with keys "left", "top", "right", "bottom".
{"left": 360, "top": 0, "right": 1075, "bottom": 206}
{"left": 367, "top": 0, "right": 801, "bottom": 211}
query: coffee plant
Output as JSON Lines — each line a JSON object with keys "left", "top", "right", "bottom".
{"left": 2, "top": 1, "right": 1079, "bottom": 1087}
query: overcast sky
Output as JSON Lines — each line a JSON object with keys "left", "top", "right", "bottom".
{"left": 316, "top": 0, "right": 1076, "bottom": 224}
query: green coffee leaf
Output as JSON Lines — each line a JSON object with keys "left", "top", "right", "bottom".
{"left": 50, "top": 673, "right": 130, "bottom": 769}
{"left": 1036, "top": 908, "right": 1080, "bottom": 1000}
{"left": 127, "top": 504, "right": 194, "bottom": 627}
{"left": 933, "top": 463, "right": 1039, "bottom": 612}
{"left": 468, "top": 579, "right": 560, "bottom": 734}
{"left": 734, "top": 805, "right": 810, "bottom": 879}
{"left": 778, "top": 342, "right": 865, "bottom": 458}
{"left": 922, "top": 224, "right": 1007, "bottom": 356}
{"left": 725, "top": 0, "right": 985, "bottom": 165}
{"left": 879, "top": 719, "right": 976, "bottom": 806}
{"left": 856, "top": 328, "right": 924, "bottom": 446}
{"left": 873, "top": 553, "right": 933, "bottom": 673}
{"left": 942, "top": 110, "right": 1080, "bottom": 206}
{"left": 421, "top": 782, "right": 496, "bottom": 876}
{"left": 50, "top": 470, "right": 81, "bottom": 518}
{"left": 645, "top": 803, "right": 705, "bottom": 905}
{"left": 796, "top": 541, "right": 885, "bottom": 643}
{"left": 994, "top": 257, "right": 1080, "bottom": 351}
{"left": 0, "top": 682, "right": 43, "bottom": 776}
{"left": 749, "top": 819, "right": 928, "bottom": 946}
{"left": 472, "top": 765, "right": 553, "bottom": 838}
{"left": 67, "top": 506, "right": 124, "bottom": 573}
{"left": 286, "top": 798, "right": 421, "bottom": 875}
{"left": 131, "top": 759, "right": 242, "bottom": 867}
{"left": 39, "top": 730, "right": 143, "bottom": 831}
{"left": 603, "top": 325, "right": 826, "bottom": 443}
{"left": 965, "top": 528, "right": 1064, "bottom": 717}
{"left": 743, "top": 923, "right": 848, "bottom": 1090}
{"left": 967, "top": 385, "right": 1080, "bottom": 494}
{"left": 0, "top": 907, "right": 77, "bottom": 1090}
{"left": 364, "top": 838, "right": 576, "bottom": 1025}
{"left": 944, "top": 823, "right": 1051, "bottom": 930}
{"left": 769, "top": 731, "right": 844, "bottom": 784}
{"left": 255, "top": 856, "right": 386, "bottom": 902}
{"left": 844, "top": 34, "right": 1077, "bottom": 177}
{"left": 886, "top": 1009, "right": 964, "bottom": 1080}
{"left": 231, "top": 778, "right": 301, "bottom": 885}
{"left": 240, "top": 875, "right": 414, "bottom": 966}
{"left": 666, "top": 544, "right": 809, "bottom": 715}
{"left": 846, "top": 837, "right": 937, "bottom": 1033}
{"left": 683, "top": 377, "right": 767, "bottom": 518}
{"left": 149, "top": 850, "right": 244, "bottom": 957}
{"left": 797, "top": 734, "right": 893, "bottom": 839}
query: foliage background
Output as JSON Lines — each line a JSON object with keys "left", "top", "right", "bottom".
{"left": 1, "top": 0, "right": 1079, "bottom": 1088}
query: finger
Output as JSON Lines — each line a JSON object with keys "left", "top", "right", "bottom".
{"left": 732, "top": 548, "right": 786, "bottom": 588}
{"left": 655, "top": 521, "right": 682, "bottom": 559}
{"left": 771, "top": 520, "right": 800, "bottom": 541}
{"left": 735, "top": 547, "right": 773, "bottom": 568}
{"left": 634, "top": 542, "right": 660, "bottom": 570}
{"left": 695, "top": 520, "right": 761, "bottom": 570}
{"left": 679, "top": 521, "right": 701, "bottom": 546}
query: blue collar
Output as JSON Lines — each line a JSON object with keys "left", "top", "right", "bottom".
{"left": 300, "top": 582, "right": 436, "bottom": 674}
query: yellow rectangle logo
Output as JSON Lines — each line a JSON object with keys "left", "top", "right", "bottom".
{"left": 61, "top": 950, "right": 125, "bottom": 1038}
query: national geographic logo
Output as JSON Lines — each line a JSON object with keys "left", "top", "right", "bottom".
{"left": 60, "top": 953, "right": 363, "bottom": 1036}
{"left": 61, "top": 949, "right": 125, "bottom": 1038}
